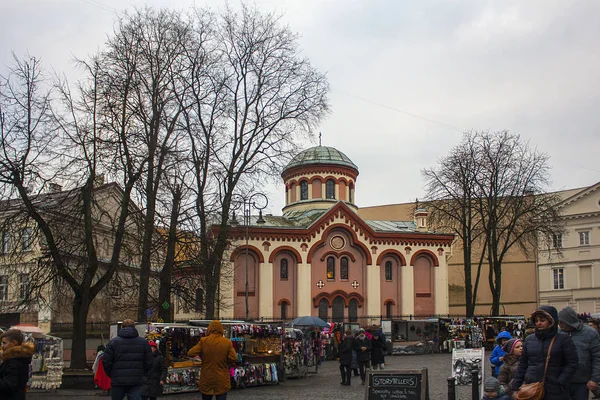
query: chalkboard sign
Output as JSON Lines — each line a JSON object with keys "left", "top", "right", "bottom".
{"left": 364, "top": 369, "right": 429, "bottom": 400}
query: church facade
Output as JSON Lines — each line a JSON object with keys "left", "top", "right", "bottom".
{"left": 220, "top": 146, "right": 454, "bottom": 322}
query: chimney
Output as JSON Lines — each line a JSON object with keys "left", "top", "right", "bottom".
{"left": 48, "top": 183, "right": 62, "bottom": 193}
{"left": 414, "top": 208, "right": 429, "bottom": 232}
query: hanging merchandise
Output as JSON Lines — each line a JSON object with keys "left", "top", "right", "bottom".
{"left": 28, "top": 335, "right": 64, "bottom": 390}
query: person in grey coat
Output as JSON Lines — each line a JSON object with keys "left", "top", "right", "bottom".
{"left": 558, "top": 306, "right": 600, "bottom": 400}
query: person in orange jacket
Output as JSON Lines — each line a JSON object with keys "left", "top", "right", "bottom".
{"left": 188, "top": 320, "right": 238, "bottom": 400}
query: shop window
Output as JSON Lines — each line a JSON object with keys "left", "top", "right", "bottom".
{"left": 300, "top": 181, "right": 308, "bottom": 200}
{"left": 280, "top": 259, "right": 288, "bottom": 280}
{"left": 195, "top": 288, "right": 204, "bottom": 312}
{"left": 348, "top": 299, "right": 358, "bottom": 322}
{"left": 318, "top": 298, "right": 328, "bottom": 320}
{"left": 340, "top": 257, "right": 349, "bottom": 280}
{"left": 281, "top": 302, "right": 288, "bottom": 320}
{"left": 386, "top": 302, "right": 392, "bottom": 319}
{"left": 327, "top": 256, "right": 335, "bottom": 280}
{"left": 326, "top": 179, "right": 335, "bottom": 199}
{"left": 553, "top": 268, "right": 564, "bottom": 290}
{"left": 385, "top": 261, "right": 393, "bottom": 281}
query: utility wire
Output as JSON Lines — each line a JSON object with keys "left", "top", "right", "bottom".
{"left": 77, "top": 0, "right": 118, "bottom": 14}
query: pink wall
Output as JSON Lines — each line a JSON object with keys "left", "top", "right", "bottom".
{"left": 338, "top": 181, "right": 347, "bottom": 201}
{"left": 272, "top": 252, "right": 296, "bottom": 318}
{"left": 379, "top": 257, "right": 402, "bottom": 316}
{"left": 312, "top": 179, "right": 322, "bottom": 199}
{"left": 234, "top": 253, "right": 260, "bottom": 319}
{"left": 413, "top": 255, "right": 435, "bottom": 316}
{"left": 289, "top": 183, "right": 296, "bottom": 202}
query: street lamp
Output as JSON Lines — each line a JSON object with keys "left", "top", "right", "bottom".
{"left": 231, "top": 192, "right": 268, "bottom": 321}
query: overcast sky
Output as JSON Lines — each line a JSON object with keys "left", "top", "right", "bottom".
{"left": 3, "top": 0, "right": 599, "bottom": 216}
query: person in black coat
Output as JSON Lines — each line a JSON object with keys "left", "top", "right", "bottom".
{"left": 353, "top": 328, "right": 372, "bottom": 385}
{"left": 339, "top": 330, "right": 354, "bottom": 386}
{"left": 510, "top": 305, "right": 579, "bottom": 400}
{"left": 0, "top": 329, "right": 34, "bottom": 400}
{"left": 142, "top": 342, "right": 167, "bottom": 400}
{"left": 103, "top": 319, "right": 153, "bottom": 400}
{"left": 370, "top": 331, "right": 386, "bottom": 370}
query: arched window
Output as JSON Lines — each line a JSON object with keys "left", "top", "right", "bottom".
{"left": 332, "top": 296, "right": 344, "bottom": 322}
{"left": 326, "top": 179, "right": 335, "bottom": 199}
{"left": 326, "top": 256, "right": 335, "bottom": 280}
{"left": 280, "top": 259, "right": 288, "bottom": 280}
{"left": 340, "top": 257, "right": 349, "bottom": 280}
{"left": 281, "top": 302, "right": 288, "bottom": 320}
{"left": 385, "top": 261, "right": 393, "bottom": 281}
{"left": 386, "top": 301, "right": 392, "bottom": 319}
{"left": 318, "top": 298, "right": 328, "bottom": 320}
{"left": 195, "top": 288, "right": 204, "bottom": 312}
{"left": 300, "top": 181, "right": 308, "bottom": 200}
{"left": 349, "top": 299, "right": 358, "bottom": 322}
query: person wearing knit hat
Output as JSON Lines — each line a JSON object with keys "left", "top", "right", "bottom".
{"left": 558, "top": 306, "right": 600, "bottom": 400}
{"left": 481, "top": 376, "right": 510, "bottom": 400}
{"left": 510, "top": 305, "right": 579, "bottom": 400}
{"left": 498, "top": 338, "right": 522, "bottom": 397}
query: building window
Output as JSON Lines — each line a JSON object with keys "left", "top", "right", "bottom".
{"left": 0, "top": 276, "right": 7, "bottom": 301}
{"left": 326, "top": 256, "right": 335, "bottom": 280}
{"left": 385, "top": 261, "right": 393, "bottom": 281}
{"left": 386, "top": 302, "right": 392, "bottom": 319}
{"left": 318, "top": 298, "right": 328, "bottom": 320}
{"left": 2, "top": 232, "right": 11, "bottom": 254}
{"left": 552, "top": 233, "right": 562, "bottom": 248}
{"left": 553, "top": 268, "right": 564, "bottom": 290}
{"left": 340, "top": 257, "right": 349, "bottom": 280}
{"left": 280, "top": 259, "right": 288, "bottom": 280}
{"left": 281, "top": 302, "right": 288, "bottom": 320}
{"left": 348, "top": 299, "right": 358, "bottom": 322}
{"left": 580, "top": 265, "right": 592, "bottom": 289}
{"left": 195, "top": 288, "right": 204, "bottom": 312}
{"left": 326, "top": 179, "right": 335, "bottom": 199}
{"left": 21, "top": 228, "right": 32, "bottom": 251}
{"left": 580, "top": 231, "right": 590, "bottom": 246}
{"left": 19, "top": 274, "right": 28, "bottom": 300}
{"left": 300, "top": 181, "right": 308, "bottom": 200}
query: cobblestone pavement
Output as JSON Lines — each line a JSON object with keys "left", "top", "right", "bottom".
{"left": 30, "top": 352, "right": 490, "bottom": 400}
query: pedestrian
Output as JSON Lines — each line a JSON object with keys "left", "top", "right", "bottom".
{"left": 353, "top": 328, "right": 372, "bottom": 385}
{"left": 558, "top": 306, "right": 600, "bottom": 400}
{"left": 102, "top": 319, "right": 153, "bottom": 400}
{"left": 481, "top": 376, "right": 510, "bottom": 400}
{"left": 370, "top": 330, "right": 386, "bottom": 370}
{"left": 590, "top": 320, "right": 600, "bottom": 334}
{"left": 339, "top": 329, "right": 353, "bottom": 386}
{"left": 93, "top": 345, "right": 111, "bottom": 395}
{"left": 497, "top": 338, "right": 522, "bottom": 397}
{"left": 489, "top": 331, "right": 512, "bottom": 377}
{"left": 187, "top": 320, "right": 238, "bottom": 400}
{"left": 142, "top": 341, "right": 167, "bottom": 400}
{"left": 510, "top": 305, "right": 579, "bottom": 400}
{"left": 0, "top": 329, "right": 34, "bottom": 400}
{"left": 351, "top": 338, "right": 360, "bottom": 377}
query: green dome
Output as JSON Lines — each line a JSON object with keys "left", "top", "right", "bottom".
{"left": 284, "top": 146, "right": 358, "bottom": 172}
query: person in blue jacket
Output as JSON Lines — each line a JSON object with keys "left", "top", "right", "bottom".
{"left": 490, "top": 330, "right": 512, "bottom": 377}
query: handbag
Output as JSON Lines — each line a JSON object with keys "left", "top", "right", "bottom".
{"left": 515, "top": 335, "right": 556, "bottom": 400}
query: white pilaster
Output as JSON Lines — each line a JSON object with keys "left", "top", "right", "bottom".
{"left": 434, "top": 260, "right": 449, "bottom": 315}
{"left": 401, "top": 265, "right": 415, "bottom": 316}
{"left": 297, "top": 263, "right": 311, "bottom": 316}
{"left": 259, "top": 262, "right": 273, "bottom": 318}
{"left": 366, "top": 264, "right": 381, "bottom": 318}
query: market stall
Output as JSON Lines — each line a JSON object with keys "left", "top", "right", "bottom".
{"left": 438, "top": 318, "right": 484, "bottom": 352}
{"left": 28, "top": 334, "right": 64, "bottom": 390}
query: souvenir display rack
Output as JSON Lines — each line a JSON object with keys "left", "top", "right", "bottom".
{"left": 28, "top": 335, "right": 64, "bottom": 390}
{"left": 145, "top": 323, "right": 205, "bottom": 394}
{"left": 439, "top": 318, "right": 484, "bottom": 352}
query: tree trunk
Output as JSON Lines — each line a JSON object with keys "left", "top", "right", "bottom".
{"left": 158, "top": 189, "right": 181, "bottom": 322}
{"left": 491, "top": 262, "right": 502, "bottom": 316}
{"left": 137, "top": 188, "right": 157, "bottom": 321}
{"left": 70, "top": 294, "right": 91, "bottom": 370}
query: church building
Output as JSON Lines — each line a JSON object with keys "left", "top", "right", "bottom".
{"left": 220, "top": 146, "right": 454, "bottom": 322}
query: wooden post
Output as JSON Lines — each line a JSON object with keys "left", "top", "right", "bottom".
{"left": 447, "top": 377, "right": 456, "bottom": 400}
{"left": 471, "top": 369, "right": 479, "bottom": 400}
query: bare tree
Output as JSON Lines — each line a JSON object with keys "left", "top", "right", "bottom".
{"left": 422, "top": 133, "right": 486, "bottom": 317}
{"left": 424, "top": 131, "right": 562, "bottom": 316}
{"left": 178, "top": 5, "right": 330, "bottom": 318}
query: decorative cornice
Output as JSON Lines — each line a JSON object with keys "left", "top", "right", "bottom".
{"left": 282, "top": 165, "right": 359, "bottom": 182}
